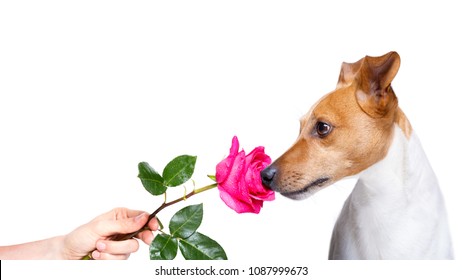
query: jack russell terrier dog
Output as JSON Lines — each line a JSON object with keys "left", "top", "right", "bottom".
{"left": 261, "top": 51, "right": 453, "bottom": 259}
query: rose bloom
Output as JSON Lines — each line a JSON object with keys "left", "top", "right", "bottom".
{"left": 215, "top": 136, "right": 275, "bottom": 214}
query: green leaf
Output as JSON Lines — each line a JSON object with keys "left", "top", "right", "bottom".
{"left": 162, "top": 155, "right": 197, "bottom": 187}
{"left": 138, "top": 162, "right": 167, "bottom": 196}
{"left": 179, "top": 232, "right": 227, "bottom": 260}
{"left": 207, "top": 175, "right": 217, "bottom": 182}
{"left": 169, "top": 204, "right": 203, "bottom": 239}
{"left": 149, "top": 233, "right": 178, "bottom": 260}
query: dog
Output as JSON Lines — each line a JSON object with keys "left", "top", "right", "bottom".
{"left": 261, "top": 51, "right": 453, "bottom": 259}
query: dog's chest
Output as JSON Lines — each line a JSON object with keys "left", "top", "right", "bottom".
{"left": 337, "top": 181, "right": 439, "bottom": 259}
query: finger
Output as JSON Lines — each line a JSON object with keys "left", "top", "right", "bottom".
{"left": 137, "top": 217, "right": 158, "bottom": 245}
{"left": 92, "top": 250, "right": 131, "bottom": 260}
{"left": 92, "top": 208, "right": 146, "bottom": 223}
{"left": 115, "top": 208, "right": 148, "bottom": 219}
{"left": 94, "top": 212, "right": 149, "bottom": 236}
{"left": 137, "top": 230, "right": 154, "bottom": 245}
{"left": 96, "top": 239, "right": 140, "bottom": 255}
{"left": 148, "top": 217, "right": 159, "bottom": 231}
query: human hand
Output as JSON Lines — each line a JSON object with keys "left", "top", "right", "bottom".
{"left": 61, "top": 208, "right": 158, "bottom": 260}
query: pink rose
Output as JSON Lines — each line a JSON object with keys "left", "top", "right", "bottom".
{"left": 216, "top": 136, "right": 275, "bottom": 214}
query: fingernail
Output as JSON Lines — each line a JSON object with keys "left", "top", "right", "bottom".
{"left": 92, "top": 250, "right": 101, "bottom": 259}
{"left": 96, "top": 241, "right": 106, "bottom": 251}
{"left": 135, "top": 213, "right": 146, "bottom": 222}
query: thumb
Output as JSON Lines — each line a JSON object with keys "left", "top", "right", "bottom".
{"left": 95, "top": 212, "right": 149, "bottom": 236}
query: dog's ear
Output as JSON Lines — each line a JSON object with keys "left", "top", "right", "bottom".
{"left": 337, "top": 58, "right": 363, "bottom": 88}
{"left": 356, "top": 51, "right": 400, "bottom": 118}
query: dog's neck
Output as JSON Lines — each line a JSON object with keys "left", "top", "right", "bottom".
{"left": 355, "top": 122, "right": 438, "bottom": 204}
{"left": 336, "top": 122, "right": 453, "bottom": 259}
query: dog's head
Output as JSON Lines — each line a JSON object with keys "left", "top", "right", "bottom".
{"left": 261, "top": 51, "right": 404, "bottom": 199}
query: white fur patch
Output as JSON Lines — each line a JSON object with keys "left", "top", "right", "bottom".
{"left": 329, "top": 126, "right": 453, "bottom": 259}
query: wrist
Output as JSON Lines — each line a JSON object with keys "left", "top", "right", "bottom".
{"left": 49, "top": 235, "right": 68, "bottom": 259}
{"left": 31, "top": 235, "right": 68, "bottom": 259}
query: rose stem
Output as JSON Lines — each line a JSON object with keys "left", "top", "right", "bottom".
{"left": 108, "top": 183, "right": 218, "bottom": 241}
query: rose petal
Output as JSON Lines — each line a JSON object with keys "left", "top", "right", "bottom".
{"left": 219, "top": 186, "right": 260, "bottom": 214}
{"left": 216, "top": 136, "right": 240, "bottom": 184}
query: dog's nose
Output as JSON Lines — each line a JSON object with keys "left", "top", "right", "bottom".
{"left": 261, "top": 166, "right": 277, "bottom": 190}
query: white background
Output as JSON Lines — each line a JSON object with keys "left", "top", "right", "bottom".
{"left": 1, "top": 0, "right": 461, "bottom": 278}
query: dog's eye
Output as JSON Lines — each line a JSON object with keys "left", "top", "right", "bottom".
{"left": 315, "top": 121, "right": 332, "bottom": 137}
